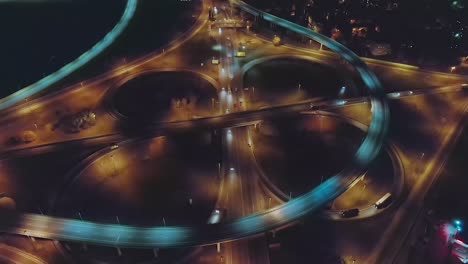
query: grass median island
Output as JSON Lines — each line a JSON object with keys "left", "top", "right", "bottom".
{"left": 52, "top": 132, "right": 221, "bottom": 263}
{"left": 54, "top": 133, "right": 220, "bottom": 226}
{"left": 332, "top": 150, "right": 395, "bottom": 210}
{"left": 252, "top": 115, "right": 363, "bottom": 197}
{"left": 253, "top": 114, "right": 394, "bottom": 209}
{"left": 244, "top": 58, "right": 356, "bottom": 107}
{"left": 113, "top": 71, "right": 217, "bottom": 123}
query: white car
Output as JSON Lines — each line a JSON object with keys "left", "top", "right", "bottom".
{"left": 207, "top": 208, "right": 227, "bottom": 224}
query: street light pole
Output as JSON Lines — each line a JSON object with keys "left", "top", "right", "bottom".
{"left": 359, "top": 184, "right": 367, "bottom": 201}
{"left": 77, "top": 212, "right": 88, "bottom": 251}
{"left": 111, "top": 155, "right": 117, "bottom": 177}
{"left": 24, "top": 231, "right": 36, "bottom": 250}
{"left": 320, "top": 115, "right": 323, "bottom": 132}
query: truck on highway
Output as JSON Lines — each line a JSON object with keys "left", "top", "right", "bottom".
{"left": 375, "top": 192, "right": 392, "bottom": 209}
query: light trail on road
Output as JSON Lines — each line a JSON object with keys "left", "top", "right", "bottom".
{"left": 0, "top": 0, "right": 138, "bottom": 111}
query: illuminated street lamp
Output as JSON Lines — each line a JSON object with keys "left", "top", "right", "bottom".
{"left": 453, "top": 219, "right": 463, "bottom": 237}
{"left": 339, "top": 86, "right": 346, "bottom": 97}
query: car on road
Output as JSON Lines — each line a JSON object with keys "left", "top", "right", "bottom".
{"left": 310, "top": 104, "right": 320, "bottom": 111}
{"left": 110, "top": 144, "right": 119, "bottom": 150}
{"left": 336, "top": 100, "right": 347, "bottom": 106}
{"left": 235, "top": 51, "right": 246, "bottom": 57}
{"left": 208, "top": 208, "right": 227, "bottom": 224}
{"left": 341, "top": 208, "right": 359, "bottom": 218}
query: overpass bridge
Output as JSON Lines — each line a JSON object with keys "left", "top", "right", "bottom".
{"left": 214, "top": 20, "right": 246, "bottom": 28}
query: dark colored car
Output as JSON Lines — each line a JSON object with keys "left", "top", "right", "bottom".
{"left": 341, "top": 208, "right": 359, "bottom": 218}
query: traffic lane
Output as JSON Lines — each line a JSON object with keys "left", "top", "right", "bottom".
{"left": 223, "top": 127, "right": 251, "bottom": 264}
{"left": 243, "top": 127, "right": 272, "bottom": 264}
{"left": 154, "top": 97, "right": 334, "bottom": 131}
{"left": 0, "top": 96, "right": 325, "bottom": 156}
{"left": 4, "top": 84, "right": 458, "bottom": 155}
{"left": 217, "top": 3, "right": 261, "bottom": 260}
{"left": 223, "top": 128, "right": 246, "bottom": 220}
{"left": 3, "top": 87, "right": 458, "bottom": 157}
{"left": 0, "top": 244, "right": 46, "bottom": 264}
{"left": 226, "top": 127, "right": 268, "bottom": 264}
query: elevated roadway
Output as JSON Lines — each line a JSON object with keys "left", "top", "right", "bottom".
{"left": 0, "top": 0, "right": 138, "bottom": 111}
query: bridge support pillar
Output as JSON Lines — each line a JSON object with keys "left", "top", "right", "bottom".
{"left": 64, "top": 244, "right": 71, "bottom": 251}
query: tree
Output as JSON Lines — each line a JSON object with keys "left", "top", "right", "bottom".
{"left": 273, "top": 35, "right": 282, "bottom": 46}
{"left": 8, "top": 130, "right": 37, "bottom": 145}
{"left": 65, "top": 109, "right": 97, "bottom": 133}
{"left": 181, "top": 98, "right": 188, "bottom": 107}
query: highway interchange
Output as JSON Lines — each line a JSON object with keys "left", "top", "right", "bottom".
{"left": 0, "top": 0, "right": 468, "bottom": 263}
